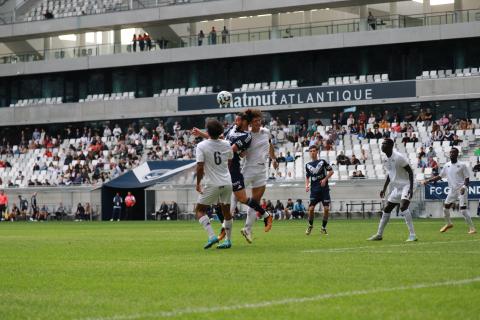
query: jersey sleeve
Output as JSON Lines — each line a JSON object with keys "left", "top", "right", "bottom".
{"left": 325, "top": 161, "right": 333, "bottom": 171}
{"left": 439, "top": 166, "right": 447, "bottom": 178}
{"left": 398, "top": 154, "right": 409, "bottom": 168}
{"left": 196, "top": 144, "right": 205, "bottom": 163}
{"left": 226, "top": 143, "right": 233, "bottom": 160}
{"left": 234, "top": 133, "right": 251, "bottom": 151}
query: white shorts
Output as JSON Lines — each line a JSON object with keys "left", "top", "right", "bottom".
{"left": 445, "top": 188, "right": 468, "bottom": 207}
{"left": 197, "top": 185, "right": 232, "bottom": 206}
{"left": 387, "top": 184, "right": 411, "bottom": 204}
{"left": 243, "top": 169, "right": 267, "bottom": 189}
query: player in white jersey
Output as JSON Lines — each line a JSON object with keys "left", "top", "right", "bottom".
{"left": 423, "top": 147, "right": 476, "bottom": 234}
{"left": 238, "top": 109, "right": 278, "bottom": 243}
{"left": 195, "top": 119, "right": 234, "bottom": 249}
{"left": 368, "top": 138, "right": 418, "bottom": 242}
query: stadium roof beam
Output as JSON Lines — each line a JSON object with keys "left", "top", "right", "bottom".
{"left": 0, "top": 0, "right": 410, "bottom": 41}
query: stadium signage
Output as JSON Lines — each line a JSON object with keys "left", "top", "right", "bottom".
{"left": 178, "top": 81, "right": 416, "bottom": 111}
{"left": 424, "top": 182, "right": 480, "bottom": 200}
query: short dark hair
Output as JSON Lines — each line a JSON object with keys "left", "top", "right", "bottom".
{"left": 451, "top": 147, "right": 459, "bottom": 154}
{"left": 309, "top": 145, "right": 318, "bottom": 151}
{"left": 245, "top": 108, "right": 262, "bottom": 122}
{"left": 206, "top": 118, "right": 223, "bottom": 139}
{"left": 383, "top": 138, "right": 394, "bottom": 146}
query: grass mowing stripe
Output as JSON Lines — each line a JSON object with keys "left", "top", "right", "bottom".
{"left": 302, "top": 239, "right": 480, "bottom": 253}
{"left": 81, "top": 277, "right": 480, "bottom": 320}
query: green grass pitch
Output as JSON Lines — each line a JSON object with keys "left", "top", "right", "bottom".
{"left": 1, "top": 218, "right": 479, "bottom": 319}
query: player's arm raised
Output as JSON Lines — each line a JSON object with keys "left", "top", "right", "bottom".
{"left": 404, "top": 164, "right": 414, "bottom": 199}
{"left": 192, "top": 127, "right": 209, "bottom": 139}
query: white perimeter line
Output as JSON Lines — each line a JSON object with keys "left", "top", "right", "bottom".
{"left": 302, "top": 239, "right": 480, "bottom": 253}
{"left": 81, "top": 277, "right": 480, "bottom": 320}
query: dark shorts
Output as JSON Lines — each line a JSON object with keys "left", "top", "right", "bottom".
{"left": 230, "top": 169, "right": 245, "bottom": 192}
{"left": 309, "top": 188, "right": 331, "bottom": 207}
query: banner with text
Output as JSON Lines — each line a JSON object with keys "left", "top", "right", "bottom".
{"left": 424, "top": 182, "right": 480, "bottom": 200}
{"left": 178, "top": 81, "right": 416, "bottom": 111}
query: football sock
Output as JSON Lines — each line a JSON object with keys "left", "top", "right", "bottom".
{"left": 460, "top": 209, "right": 474, "bottom": 228}
{"left": 260, "top": 212, "right": 270, "bottom": 219}
{"left": 443, "top": 207, "right": 452, "bottom": 225}
{"left": 199, "top": 215, "right": 215, "bottom": 239}
{"left": 402, "top": 209, "right": 416, "bottom": 236}
{"left": 247, "top": 197, "right": 265, "bottom": 215}
{"left": 217, "top": 210, "right": 224, "bottom": 223}
{"left": 245, "top": 207, "right": 256, "bottom": 232}
{"left": 230, "top": 194, "right": 238, "bottom": 215}
{"left": 322, "top": 219, "right": 328, "bottom": 229}
{"left": 308, "top": 218, "right": 314, "bottom": 226}
{"left": 377, "top": 211, "right": 391, "bottom": 236}
{"left": 224, "top": 219, "right": 233, "bottom": 240}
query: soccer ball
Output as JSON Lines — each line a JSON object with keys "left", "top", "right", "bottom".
{"left": 217, "top": 91, "right": 232, "bottom": 106}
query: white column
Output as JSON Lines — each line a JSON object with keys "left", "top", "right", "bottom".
{"left": 359, "top": 5, "right": 368, "bottom": 31}
{"left": 454, "top": 0, "right": 464, "bottom": 22}
{"left": 423, "top": 0, "right": 431, "bottom": 14}
{"left": 43, "top": 37, "right": 51, "bottom": 59}
{"left": 189, "top": 22, "right": 197, "bottom": 46}
{"left": 271, "top": 13, "right": 280, "bottom": 39}
{"left": 113, "top": 28, "right": 121, "bottom": 53}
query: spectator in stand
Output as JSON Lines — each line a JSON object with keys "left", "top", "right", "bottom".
{"left": 75, "top": 203, "right": 86, "bottom": 221}
{"left": 366, "top": 128, "right": 375, "bottom": 140}
{"left": 155, "top": 201, "right": 169, "bottom": 220}
{"left": 336, "top": 151, "right": 350, "bottom": 166}
{"left": 285, "top": 152, "right": 294, "bottom": 162}
{"left": 132, "top": 34, "right": 137, "bottom": 52}
{"left": 379, "top": 119, "right": 390, "bottom": 130}
{"left": 145, "top": 33, "right": 152, "bottom": 50}
{"left": 401, "top": 133, "right": 411, "bottom": 145}
{"left": 39, "top": 205, "right": 49, "bottom": 221}
{"left": 285, "top": 198, "right": 294, "bottom": 220}
{"left": 276, "top": 152, "right": 286, "bottom": 163}
{"left": 274, "top": 200, "right": 284, "bottom": 220}
{"left": 85, "top": 202, "right": 92, "bottom": 220}
{"left": 346, "top": 114, "right": 355, "bottom": 127}
{"left": 266, "top": 200, "right": 274, "bottom": 214}
{"left": 439, "top": 113, "right": 450, "bottom": 127}
{"left": 198, "top": 30, "right": 205, "bottom": 46}
{"left": 426, "top": 146, "right": 436, "bottom": 159}
{"left": 368, "top": 113, "right": 377, "bottom": 125}
{"left": 416, "top": 109, "right": 426, "bottom": 123}
{"left": 358, "top": 111, "right": 367, "bottom": 125}
{"left": 356, "top": 170, "right": 365, "bottom": 178}
{"left": 54, "top": 202, "right": 66, "bottom": 221}
{"left": 168, "top": 201, "right": 179, "bottom": 220}
{"left": 268, "top": 173, "right": 276, "bottom": 181}
{"left": 221, "top": 26, "right": 229, "bottom": 44}
{"left": 418, "top": 146, "right": 426, "bottom": 159}
{"left": 427, "top": 157, "right": 439, "bottom": 176}
{"left": 44, "top": 10, "right": 54, "bottom": 19}
{"left": 424, "top": 108, "right": 433, "bottom": 126}
{"left": 360, "top": 149, "right": 368, "bottom": 164}
{"left": 373, "top": 129, "right": 382, "bottom": 139}
{"left": 138, "top": 34, "right": 145, "bottom": 51}
{"left": 451, "top": 134, "right": 463, "bottom": 146}
{"left": 473, "top": 160, "right": 480, "bottom": 173}
{"left": 367, "top": 11, "right": 376, "bottom": 30}
{"left": 350, "top": 155, "right": 360, "bottom": 166}
{"left": 0, "top": 190, "right": 8, "bottom": 216}
{"left": 111, "top": 193, "right": 122, "bottom": 221}
{"left": 411, "top": 133, "right": 419, "bottom": 143}
{"left": 292, "top": 199, "right": 306, "bottom": 219}
{"left": 391, "top": 122, "right": 402, "bottom": 134}
{"left": 417, "top": 156, "right": 427, "bottom": 171}
{"left": 209, "top": 26, "right": 217, "bottom": 45}
{"left": 285, "top": 171, "right": 294, "bottom": 181}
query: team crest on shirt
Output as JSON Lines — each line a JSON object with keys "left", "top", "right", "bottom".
{"left": 307, "top": 161, "right": 324, "bottom": 174}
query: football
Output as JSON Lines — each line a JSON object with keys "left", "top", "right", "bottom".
{"left": 217, "top": 90, "right": 232, "bottom": 106}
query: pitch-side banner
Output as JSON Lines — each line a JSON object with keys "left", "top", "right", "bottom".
{"left": 424, "top": 182, "right": 480, "bottom": 200}
{"left": 178, "top": 81, "right": 416, "bottom": 111}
